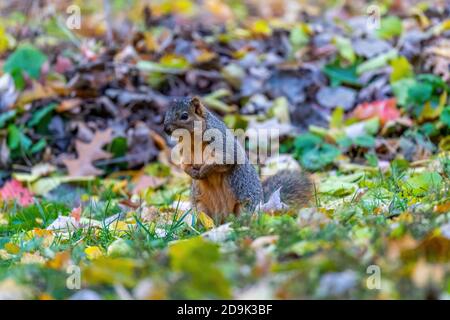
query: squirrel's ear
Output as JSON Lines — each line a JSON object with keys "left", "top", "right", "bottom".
{"left": 190, "top": 96, "right": 204, "bottom": 116}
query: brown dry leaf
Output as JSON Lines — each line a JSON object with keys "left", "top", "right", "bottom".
{"left": 424, "top": 38, "right": 450, "bottom": 81}
{"left": 16, "top": 82, "right": 55, "bottom": 106}
{"left": 63, "top": 128, "right": 113, "bottom": 177}
{"left": 56, "top": 99, "right": 82, "bottom": 113}
{"left": 434, "top": 202, "right": 450, "bottom": 214}
{"left": 132, "top": 174, "right": 166, "bottom": 194}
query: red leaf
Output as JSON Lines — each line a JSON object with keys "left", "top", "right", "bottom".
{"left": 70, "top": 206, "right": 82, "bottom": 222}
{"left": 54, "top": 56, "right": 73, "bottom": 74}
{"left": 352, "top": 98, "right": 400, "bottom": 125}
{"left": 0, "top": 180, "right": 34, "bottom": 206}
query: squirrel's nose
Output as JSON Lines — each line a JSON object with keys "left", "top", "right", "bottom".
{"left": 164, "top": 123, "right": 173, "bottom": 135}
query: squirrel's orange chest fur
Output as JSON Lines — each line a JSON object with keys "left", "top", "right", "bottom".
{"left": 183, "top": 135, "right": 239, "bottom": 217}
{"left": 195, "top": 173, "right": 238, "bottom": 217}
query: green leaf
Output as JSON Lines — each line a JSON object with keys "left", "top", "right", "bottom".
{"left": 30, "top": 138, "right": 46, "bottom": 154}
{"left": 28, "top": 103, "right": 56, "bottom": 128}
{"left": 3, "top": 44, "right": 47, "bottom": 89}
{"left": 363, "top": 118, "right": 381, "bottom": 135}
{"left": 300, "top": 144, "right": 341, "bottom": 171}
{"left": 356, "top": 49, "right": 397, "bottom": 75}
{"left": 441, "top": 106, "right": 450, "bottom": 127}
{"left": 392, "top": 78, "right": 416, "bottom": 106}
{"left": 407, "top": 81, "right": 433, "bottom": 105}
{"left": 290, "top": 24, "right": 309, "bottom": 51}
{"left": 319, "top": 173, "right": 364, "bottom": 196}
{"left": 376, "top": 16, "right": 403, "bottom": 39}
{"left": 109, "top": 136, "right": 128, "bottom": 157}
{"left": 0, "top": 110, "right": 17, "bottom": 128}
{"left": 335, "top": 36, "right": 355, "bottom": 64}
{"left": 294, "top": 133, "right": 322, "bottom": 154}
{"left": 365, "top": 152, "right": 379, "bottom": 167}
{"left": 417, "top": 74, "right": 449, "bottom": 91}
{"left": 323, "top": 63, "right": 360, "bottom": 87}
{"left": 7, "top": 124, "right": 20, "bottom": 150}
{"left": 336, "top": 136, "right": 353, "bottom": 148}
{"left": 294, "top": 133, "right": 342, "bottom": 170}
{"left": 354, "top": 135, "right": 376, "bottom": 148}
{"left": 392, "top": 78, "right": 433, "bottom": 110}
{"left": 404, "top": 172, "right": 443, "bottom": 196}
{"left": 7, "top": 124, "right": 32, "bottom": 153}
{"left": 390, "top": 56, "right": 414, "bottom": 83}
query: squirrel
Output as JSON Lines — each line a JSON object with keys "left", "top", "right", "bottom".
{"left": 163, "top": 96, "right": 312, "bottom": 220}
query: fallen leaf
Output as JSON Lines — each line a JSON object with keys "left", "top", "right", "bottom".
{"left": 70, "top": 206, "right": 82, "bottom": 222}
{"left": 85, "top": 246, "right": 104, "bottom": 260}
{"left": 46, "top": 216, "right": 79, "bottom": 232}
{"left": 0, "top": 179, "right": 33, "bottom": 206}
{"left": 56, "top": 98, "right": 82, "bottom": 113}
{"left": 260, "top": 187, "right": 288, "bottom": 213}
{"left": 198, "top": 211, "right": 215, "bottom": 230}
{"left": 352, "top": 98, "right": 400, "bottom": 126}
{"left": 63, "top": 128, "right": 113, "bottom": 177}
{"left": 132, "top": 174, "right": 166, "bottom": 194}
{"left": 202, "top": 223, "right": 232, "bottom": 242}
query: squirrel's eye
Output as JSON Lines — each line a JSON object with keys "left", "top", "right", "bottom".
{"left": 180, "top": 112, "right": 189, "bottom": 120}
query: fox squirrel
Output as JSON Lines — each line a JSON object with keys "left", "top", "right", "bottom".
{"left": 163, "top": 97, "right": 312, "bottom": 219}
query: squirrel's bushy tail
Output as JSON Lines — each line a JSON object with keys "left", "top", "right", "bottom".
{"left": 262, "top": 170, "right": 313, "bottom": 209}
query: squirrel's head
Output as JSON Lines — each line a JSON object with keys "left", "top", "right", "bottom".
{"left": 163, "top": 96, "right": 206, "bottom": 135}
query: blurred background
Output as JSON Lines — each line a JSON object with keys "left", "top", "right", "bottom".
{"left": 0, "top": 0, "right": 450, "bottom": 300}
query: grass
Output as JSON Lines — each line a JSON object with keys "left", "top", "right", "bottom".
{"left": 0, "top": 154, "right": 449, "bottom": 299}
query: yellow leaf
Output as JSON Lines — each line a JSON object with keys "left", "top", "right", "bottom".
{"left": 251, "top": 20, "right": 272, "bottom": 36}
{"left": 38, "top": 293, "right": 54, "bottom": 300}
{"left": 144, "top": 32, "right": 158, "bottom": 52}
{"left": 108, "top": 221, "right": 130, "bottom": 233}
{"left": 196, "top": 50, "right": 216, "bottom": 64}
{"left": 419, "top": 91, "right": 446, "bottom": 121}
{"left": 411, "top": 7, "right": 430, "bottom": 29}
{"left": 433, "top": 19, "right": 450, "bottom": 35}
{"left": 171, "top": 0, "right": 195, "bottom": 15}
{"left": 46, "top": 251, "right": 71, "bottom": 270}
{"left": 0, "top": 25, "right": 9, "bottom": 53}
{"left": 85, "top": 246, "right": 104, "bottom": 260}
{"left": 17, "top": 82, "right": 55, "bottom": 107}
{"left": 112, "top": 180, "right": 128, "bottom": 193}
{"left": 4, "top": 242, "right": 20, "bottom": 254}
{"left": 82, "top": 257, "right": 137, "bottom": 286}
{"left": 24, "top": 228, "right": 55, "bottom": 247}
{"left": 198, "top": 211, "right": 215, "bottom": 229}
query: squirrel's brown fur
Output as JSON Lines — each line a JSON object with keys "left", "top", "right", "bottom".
{"left": 164, "top": 97, "right": 312, "bottom": 220}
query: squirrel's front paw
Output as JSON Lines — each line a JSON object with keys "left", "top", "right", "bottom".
{"left": 183, "top": 165, "right": 201, "bottom": 179}
{"left": 190, "top": 167, "right": 201, "bottom": 179}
